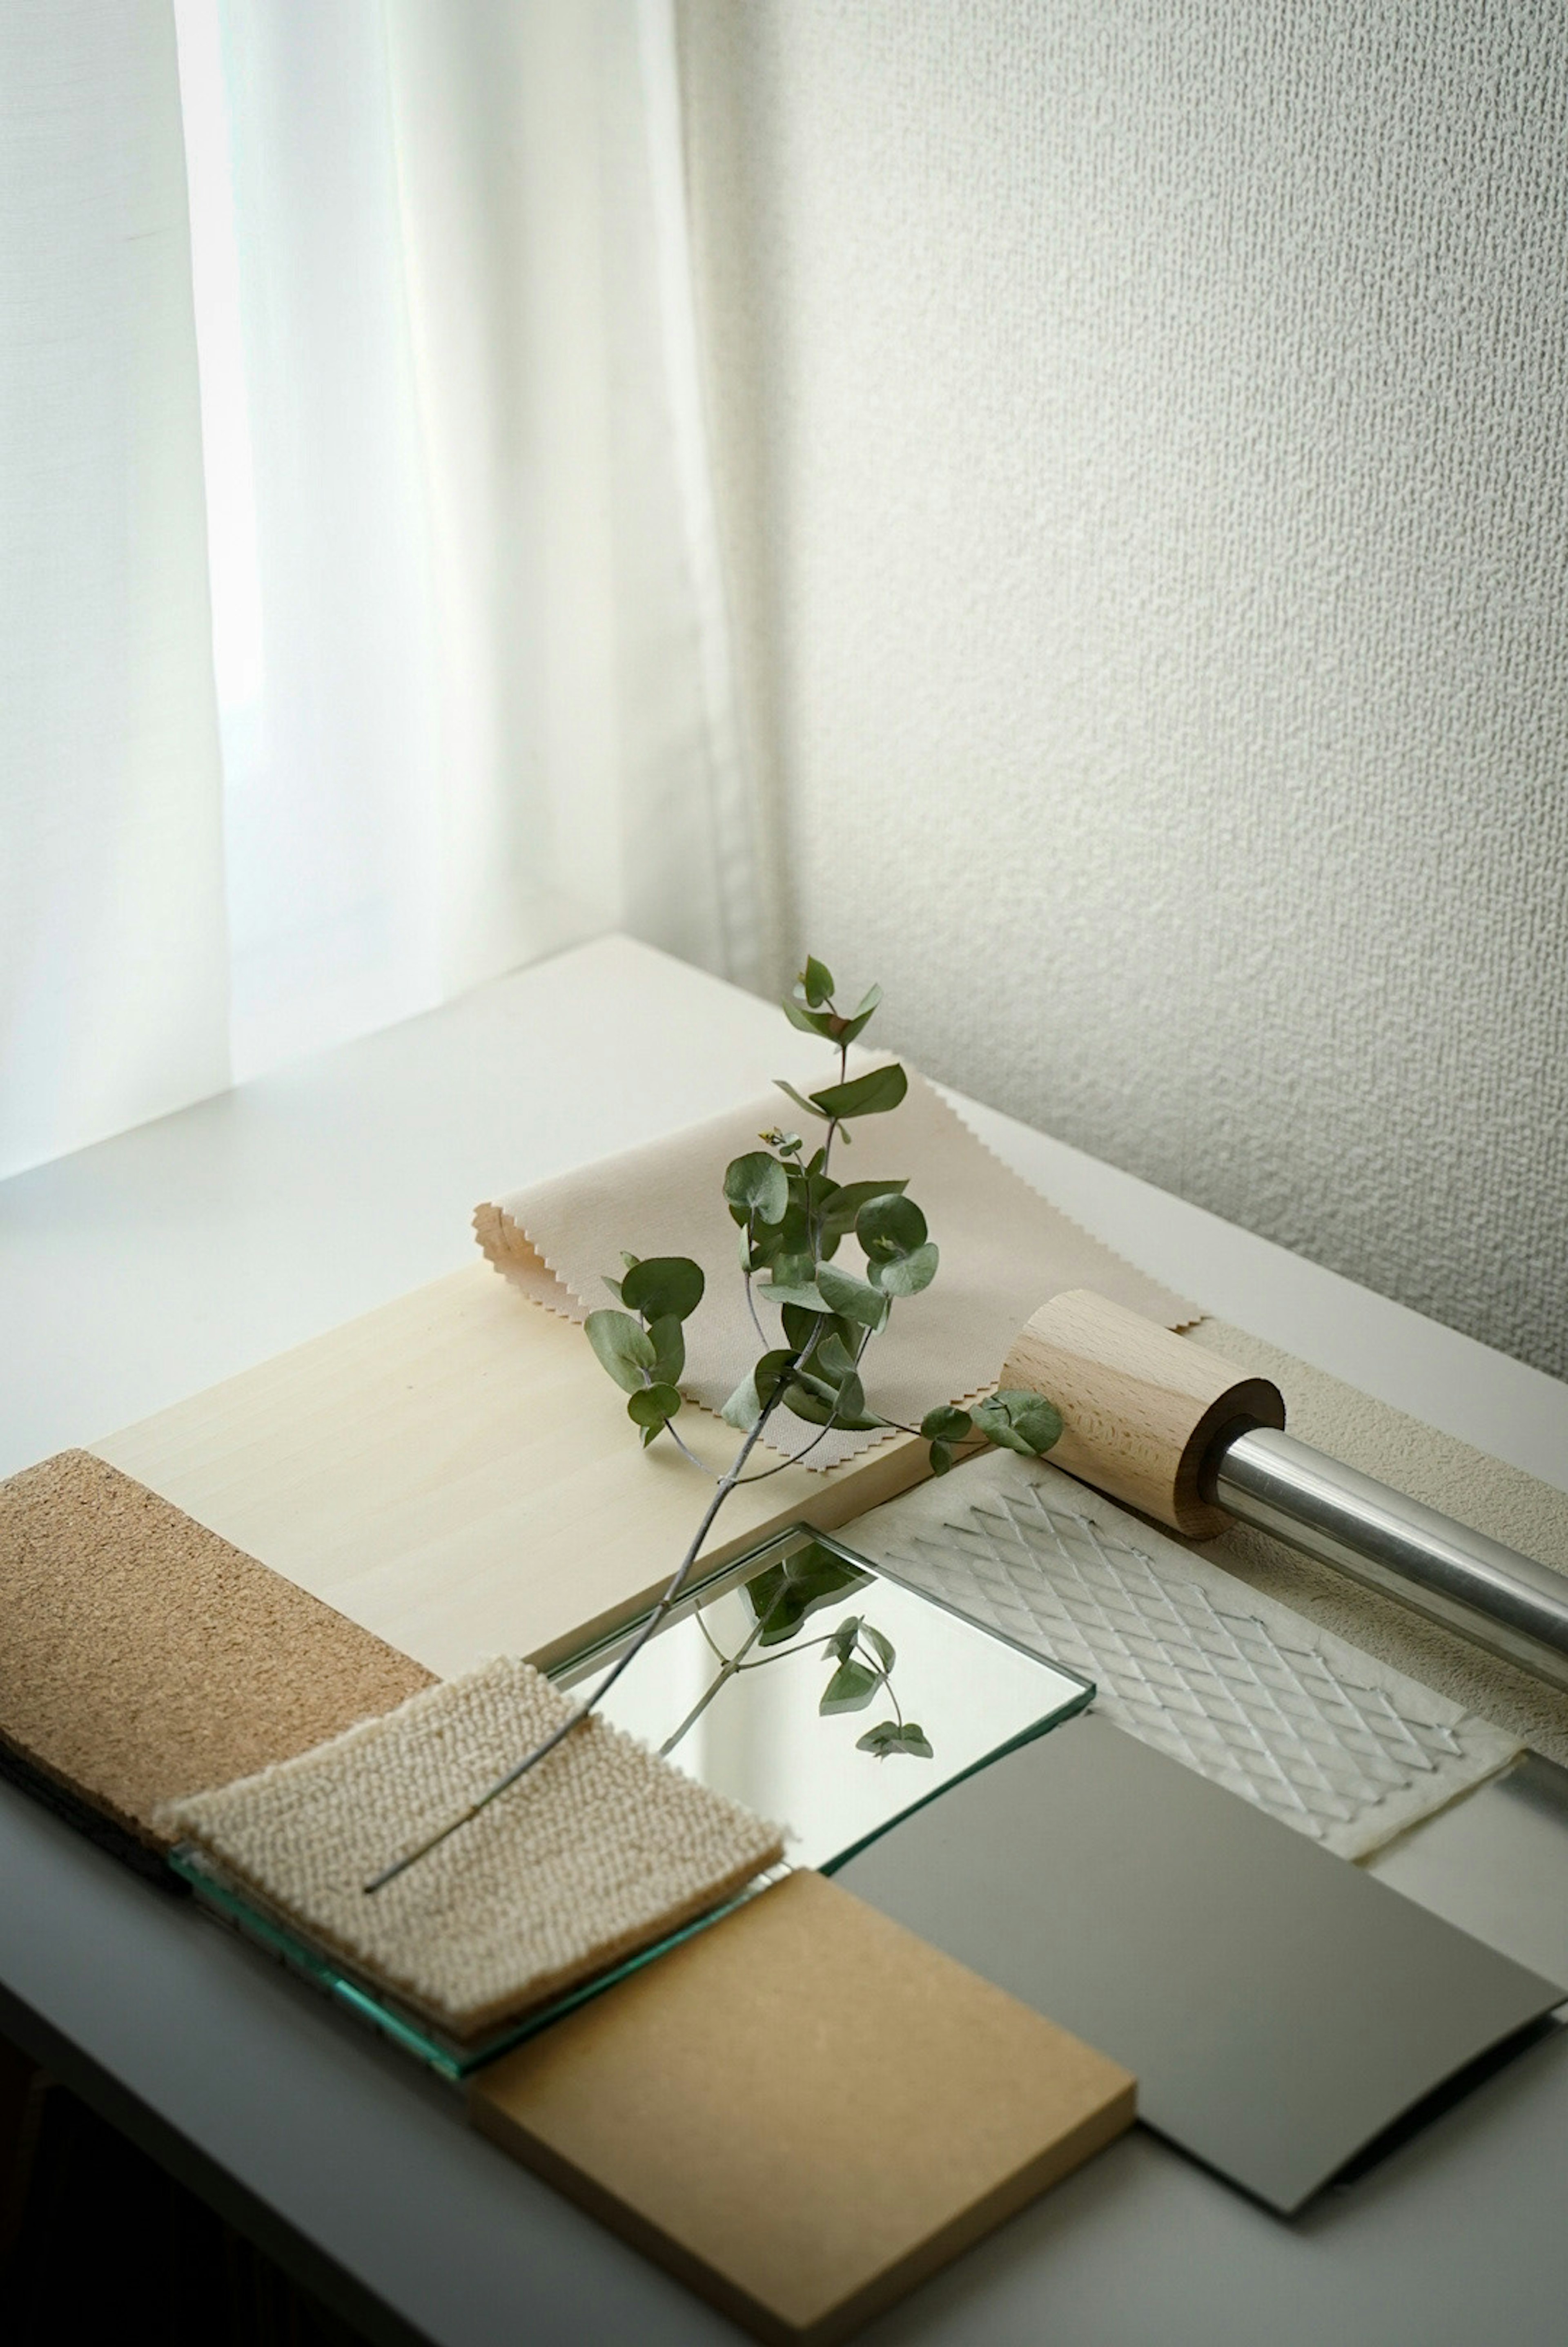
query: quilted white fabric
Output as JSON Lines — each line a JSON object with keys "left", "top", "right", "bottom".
{"left": 842, "top": 1454, "right": 1521, "bottom": 1859}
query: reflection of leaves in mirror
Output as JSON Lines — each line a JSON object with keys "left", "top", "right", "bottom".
{"left": 744, "top": 1541, "right": 869, "bottom": 1647}
{"left": 658, "top": 1549, "right": 936, "bottom": 1769}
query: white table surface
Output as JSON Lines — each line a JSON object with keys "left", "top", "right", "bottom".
{"left": 3, "top": 933, "right": 1566, "bottom": 2347}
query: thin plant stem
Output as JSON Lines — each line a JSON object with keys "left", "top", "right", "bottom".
{"left": 734, "top": 1631, "right": 841, "bottom": 1673}
{"left": 363, "top": 1368, "right": 807, "bottom": 1894}
{"left": 694, "top": 1605, "right": 729, "bottom": 1665}
{"left": 660, "top": 1417, "right": 718, "bottom": 1478}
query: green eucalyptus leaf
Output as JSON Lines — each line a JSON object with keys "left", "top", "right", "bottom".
{"left": 764, "top": 1250, "right": 816, "bottom": 1290}
{"left": 782, "top": 1381, "right": 836, "bottom": 1425}
{"left": 814, "top": 1331, "right": 859, "bottom": 1380}
{"left": 929, "top": 1440, "right": 955, "bottom": 1475}
{"left": 972, "top": 1389, "right": 1064, "bottom": 1456}
{"left": 721, "top": 1372, "right": 761, "bottom": 1430}
{"left": 809, "top": 1063, "right": 908, "bottom": 1122}
{"left": 640, "top": 1422, "right": 660, "bottom": 1448}
{"left": 875, "top": 1240, "right": 939, "bottom": 1297}
{"left": 778, "top": 1375, "right": 882, "bottom": 1431}
{"left": 920, "top": 1405, "right": 973, "bottom": 1441}
{"left": 1001, "top": 1390, "right": 1065, "bottom": 1453}
{"left": 764, "top": 1280, "right": 829, "bottom": 1313}
{"left": 781, "top": 997, "right": 838, "bottom": 1039}
{"left": 851, "top": 983, "right": 882, "bottom": 1021}
{"left": 836, "top": 1371, "right": 867, "bottom": 1421}
{"left": 621, "top": 1256, "right": 705, "bottom": 1324}
{"left": 819, "top": 1178, "right": 908, "bottom": 1236}
{"left": 584, "top": 1309, "right": 657, "bottom": 1393}
{"left": 745, "top": 1223, "right": 786, "bottom": 1271}
{"left": 724, "top": 1151, "right": 789, "bottom": 1226}
{"left": 601, "top": 1274, "right": 624, "bottom": 1301}
{"left": 856, "top": 1193, "right": 928, "bottom": 1262}
{"left": 970, "top": 1395, "right": 1031, "bottom": 1453}
{"left": 820, "top": 1658, "right": 880, "bottom": 1714}
{"left": 801, "top": 955, "right": 835, "bottom": 1006}
{"left": 775, "top": 1079, "right": 830, "bottom": 1122}
{"left": 648, "top": 1315, "right": 685, "bottom": 1386}
{"left": 780, "top": 1302, "right": 824, "bottom": 1352}
{"left": 751, "top": 1349, "right": 798, "bottom": 1406}
{"left": 816, "top": 1261, "right": 889, "bottom": 1330}
{"left": 627, "top": 1383, "right": 682, "bottom": 1428}
{"left": 621, "top": 1252, "right": 641, "bottom": 1271}
{"left": 746, "top": 1544, "right": 871, "bottom": 1646}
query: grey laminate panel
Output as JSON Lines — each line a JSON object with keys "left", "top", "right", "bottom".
{"left": 833, "top": 1713, "right": 1563, "bottom": 2212}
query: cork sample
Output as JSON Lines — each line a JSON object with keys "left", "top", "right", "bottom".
{"left": 163, "top": 1658, "right": 785, "bottom": 2040}
{"left": 0, "top": 1450, "right": 434, "bottom": 1849}
{"left": 470, "top": 1868, "right": 1136, "bottom": 2345}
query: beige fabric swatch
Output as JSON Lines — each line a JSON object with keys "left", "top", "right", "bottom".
{"left": 475, "top": 1066, "right": 1197, "bottom": 1471}
{"left": 161, "top": 1658, "right": 784, "bottom": 2041}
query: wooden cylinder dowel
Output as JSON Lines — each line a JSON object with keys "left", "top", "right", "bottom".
{"left": 1000, "top": 1290, "right": 1286, "bottom": 1539}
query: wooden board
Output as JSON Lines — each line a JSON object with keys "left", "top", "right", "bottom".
{"left": 469, "top": 1868, "right": 1135, "bottom": 2344}
{"left": 94, "top": 1265, "right": 929, "bottom": 1680}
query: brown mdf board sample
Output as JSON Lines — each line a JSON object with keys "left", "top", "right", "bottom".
{"left": 0, "top": 1449, "right": 434, "bottom": 1850}
{"left": 469, "top": 1869, "right": 1135, "bottom": 2345}
{"left": 92, "top": 1264, "right": 929, "bottom": 1682}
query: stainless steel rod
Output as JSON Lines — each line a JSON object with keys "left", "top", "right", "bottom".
{"left": 1209, "top": 1425, "right": 1568, "bottom": 1696}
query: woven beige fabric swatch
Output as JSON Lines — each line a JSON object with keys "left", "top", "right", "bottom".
{"left": 161, "top": 1659, "right": 784, "bottom": 2040}
{"left": 475, "top": 1064, "right": 1197, "bottom": 1472}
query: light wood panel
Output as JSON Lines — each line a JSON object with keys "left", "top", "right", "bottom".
{"left": 93, "top": 1265, "right": 929, "bottom": 1680}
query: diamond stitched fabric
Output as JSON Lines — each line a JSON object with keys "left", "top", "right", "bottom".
{"left": 842, "top": 1454, "right": 1520, "bottom": 1859}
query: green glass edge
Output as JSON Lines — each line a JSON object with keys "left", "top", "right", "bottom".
{"left": 168, "top": 1843, "right": 781, "bottom": 2082}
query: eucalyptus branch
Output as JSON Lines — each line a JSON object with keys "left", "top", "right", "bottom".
{"left": 659, "top": 1417, "right": 719, "bottom": 1479}
{"left": 364, "top": 1368, "right": 801, "bottom": 1893}
{"left": 367, "top": 956, "right": 1067, "bottom": 1891}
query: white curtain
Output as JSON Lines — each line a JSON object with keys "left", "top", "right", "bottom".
{"left": 1, "top": 0, "right": 762, "bottom": 1176}
{"left": 0, "top": 2, "right": 230, "bottom": 1178}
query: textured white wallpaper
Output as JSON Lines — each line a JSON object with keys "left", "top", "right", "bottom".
{"left": 679, "top": 0, "right": 1568, "bottom": 1379}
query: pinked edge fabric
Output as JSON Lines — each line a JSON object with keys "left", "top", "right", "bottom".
{"left": 474, "top": 1063, "right": 1198, "bottom": 1471}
